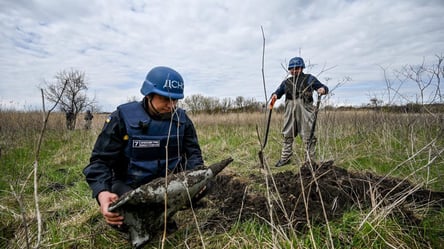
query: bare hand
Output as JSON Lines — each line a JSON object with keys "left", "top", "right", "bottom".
{"left": 271, "top": 94, "right": 277, "bottom": 102}
{"left": 98, "top": 191, "right": 124, "bottom": 225}
{"left": 317, "top": 87, "right": 326, "bottom": 95}
{"left": 270, "top": 94, "right": 277, "bottom": 108}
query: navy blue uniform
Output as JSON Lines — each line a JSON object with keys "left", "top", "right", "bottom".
{"left": 83, "top": 100, "right": 203, "bottom": 199}
{"left": 273, "top": 73, "right": 328, "bottom": 103}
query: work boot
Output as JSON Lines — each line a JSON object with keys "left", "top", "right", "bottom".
{"left": 275, "top": 158, "right": 291, "bottom": 167}
{"left": 276, "top": 137, "right": 293, "bottom": 168}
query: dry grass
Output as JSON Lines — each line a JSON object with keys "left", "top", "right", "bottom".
{"left": 0, "top": 109, "right": 443, "bottom": 248}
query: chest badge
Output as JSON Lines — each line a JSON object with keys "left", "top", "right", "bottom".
{"left": 132, "top": 140, "right": 160, "bottom": 148}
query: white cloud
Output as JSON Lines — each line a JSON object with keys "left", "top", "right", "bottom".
{"left": 0, "top": 0, "right": 443, "bottom": 111}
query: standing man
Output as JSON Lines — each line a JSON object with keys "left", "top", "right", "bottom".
{"left": 271, "top": 57, "right": 328, "bottom": 167}
{"left": 83, "top": 110, "right": 94, "bottom": 130}
{"left": 83, "top": 66, "right": 204, "bottom": 230}
{"left": 65, "top": 109, "right": 75, "bottom": 130}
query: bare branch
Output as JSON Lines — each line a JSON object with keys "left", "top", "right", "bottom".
{"left": 32, "top": 83, "right": 68, "bottom": 248}
{"left": 44, "top": 68, "right": 92, "bottom": 130}
{"left": 260, "top": 26, "right": 268, "bottom": 102}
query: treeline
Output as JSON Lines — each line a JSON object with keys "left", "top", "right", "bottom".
{"left": 179, "top": 94, "right": 444, "bottom": 114}
{"left": 181, "top": 94, "right": 265, "bottom": 114}
{"left": 325, "top": 103, "right": 444, "bottom": 113}
{"left": 180, "top": 94, "right": 444, "bottom": 114}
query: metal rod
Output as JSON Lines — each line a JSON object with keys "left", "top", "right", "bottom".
{"left": 308, "top": 94, "right": 322, "bottom": 148}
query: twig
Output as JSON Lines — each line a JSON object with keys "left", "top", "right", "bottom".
{"left": 237, "top": 185, "right": 249, "bottom": 224}
{"left": 375, "top": 137, "right": 438, "bottom": 185}
{"left": 260, "top": 26, "right": 267, "bottom": 103}
{"left": 358, "top": 146, "right": 444, "bottom": 230}
{"left": 10, "top": 184, "right": 30, "bottom": 249}
{"left": 256, "top": 25, "right": 278, "bottom": 244}
{"left": 298, "top": 172, "right": 317, "bottom": 249}
{"left": 29, "top": 85, "right": 67, "bottom": 249}
{"left": 184, "top": 185, "right": 206, "bottom": 249}
{"left": 161, "top": 107, "right": 177, "bottom": 249}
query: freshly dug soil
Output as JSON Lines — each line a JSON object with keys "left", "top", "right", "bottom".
{"left": 199, "top": 161, "right": 444, "bottom": 233}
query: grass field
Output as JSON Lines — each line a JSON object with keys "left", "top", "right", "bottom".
{"left": 0, "top": 109, "right": 443, "bottom": 248}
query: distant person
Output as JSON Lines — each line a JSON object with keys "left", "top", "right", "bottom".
{"left": 83, "top": 66, "right": 204, "bottom": 236}
{"left": 65, "top": 110, "right": 75, "bottom": 130}
{"left": 83, "top": 110, "right": 94, "bottom": 130}
{"left": 271, "top": 56, "right": 329, "bottom": 167}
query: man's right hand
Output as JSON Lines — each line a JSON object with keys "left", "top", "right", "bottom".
{"left": 98, "top": 191, "right": 124, "bottom": 225}
{"left": 271, "top": 94, "right": 277, "bottom": 101}
{"left": 270, "top": 94, "right": 277, "bottom": 107}
{"left": 317, "top": 87, "right": 326, "bottom": 95}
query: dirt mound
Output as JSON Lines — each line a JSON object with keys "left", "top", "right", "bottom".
{"left": 200, "top": 161, "right": 444, "bottom": 232}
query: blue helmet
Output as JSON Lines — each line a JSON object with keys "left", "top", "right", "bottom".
{"left": 140, "top": 66, "right": 184, "bottom": 99}
{"left": 288, "top": 57, "right": 305, "bottom": 69}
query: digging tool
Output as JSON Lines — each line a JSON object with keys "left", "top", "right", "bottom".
{"left": 307, "top": 94, "right": 322, "bottom": 159}
{"left": 108, "top": 157, "right": 233, "bottom": 248}
{"left": 262, "top": 96, "right": 277, "bottom": 150}
{"left": 258, "top": 96, "right": 276, "bottom": 166}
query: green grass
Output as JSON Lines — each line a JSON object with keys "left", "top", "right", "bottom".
{"left": 0, "top": 110, "right": 443, "bottom": 248}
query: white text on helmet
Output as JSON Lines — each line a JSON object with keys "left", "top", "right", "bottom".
{"left": 163, "top": 80, "right": 184, "bottom": 90}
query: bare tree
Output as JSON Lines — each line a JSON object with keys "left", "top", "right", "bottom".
{"left": 201, "top": 96, "right": 220, "bottom": 114}
{"left": 235, "top": 96, "right": 245, "bottom": 110}
{"left": 379, "top": 54, "right": 443, "bottom": 108}
{"left": 369, "top": 97, "right": 383, "bottom": 108}
{"left": 429, "top": 54, "right": 443, "bottom": 103}
{"left": 400, "top": 55, "right": 442, "bottom": 105}
{"left": 220, "top": 97, "right": 233, "bottom": 113}
{"left": 44, "top": 69, "right": 94, "bottom": 130}
{"left": 183, "top": 94, "right": 205, "bottom": 113}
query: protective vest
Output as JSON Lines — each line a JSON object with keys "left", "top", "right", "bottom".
{"left": 118, "top": 101, "right": 186, "bottom": 187}
{"left": 284, "top": 73, "right": 315, "bottom": 102}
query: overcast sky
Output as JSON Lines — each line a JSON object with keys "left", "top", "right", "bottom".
{"left": 1, "top": 0, "right": 443, "bottom": 111}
